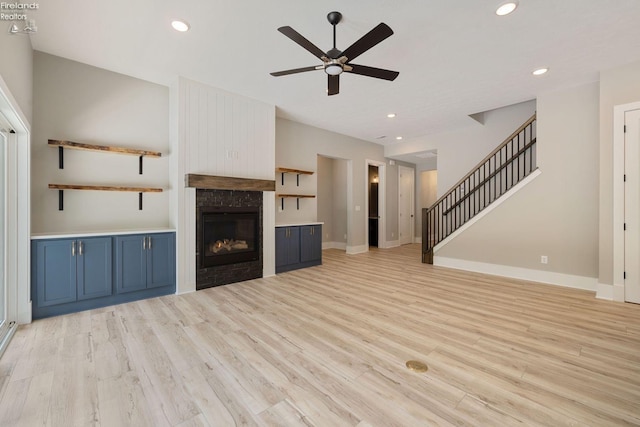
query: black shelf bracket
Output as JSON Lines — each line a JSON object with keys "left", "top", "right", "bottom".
{"left": 297, "top": 197, "right": 300, "bottom": 210}
{"left": 281, "top": 172, "right": 285, "bottom": 185}
{"left": 281, "top": 197, "right": 284, "bottom": 211}
{"left": 139, "top": 156, "right": 144, "bottom": 175}
{"left": 59, "top": 146, "right": 64, "bottom": 169}
{"left": 58, "top": 190, "right": 64, "bottom": 210}
{"left": 297, "top": 174, "right": 300, "bottom": 186}
{"left": 139, "top": 192, "right": 143, "bottom": 210}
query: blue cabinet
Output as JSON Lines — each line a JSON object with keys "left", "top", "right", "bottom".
{"left": 276, "top": 224, "right": 322, "bottom": 273}
{"left": 300, "top": 225, "right": 322, "bottom": 263}
{"left": 275, "top": 226, "right": 300, "bottom": 270}
{"left": 32, "top": 232, "right": 175, "bottom": 319}
{"left": 77, "top": 238, "right": 113, "bottom": 300}
{"left": 34, "top": 239, "right": 78, "bottom": 307}
{"left": 34, "top": 237, "right": 111, "bottom": 309}
{"left": 115, "top": 233, "right": 175, "bottom": 293}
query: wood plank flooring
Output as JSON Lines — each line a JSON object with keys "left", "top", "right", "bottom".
{"left": 1, "top": 244, "right": 639, "bottom": 426}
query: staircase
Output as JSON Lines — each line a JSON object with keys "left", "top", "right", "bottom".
{"left": 422, "top": 114, "right": 537, "bottom": 264}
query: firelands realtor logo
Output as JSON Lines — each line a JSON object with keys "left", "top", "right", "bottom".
{"left": 1, "top": 2, "right": 39, "bottom": 21}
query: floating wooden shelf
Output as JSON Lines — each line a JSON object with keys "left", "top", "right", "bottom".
{"left": 49, "top": 184, "right": 163, "bottom": 192}
{"left": 48, "top": 140, "right": 162, "bottom": 157}
{"left": 276, "top": 167, "right": 314, "bottom": 175}
{"left": 277, "top": 193, "right": 315, "bottom": 210}
{"left": 49, "top": 184, "right": 163, "bottom": 211}
{"left": 49, "top": 139, "right": 161, "bottom": 174}
{"left": 276, "top": 167, "right": 314, "bottom": 186}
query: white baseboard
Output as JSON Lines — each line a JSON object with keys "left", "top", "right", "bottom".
{"left": 383, "top": 239, "right": 400, "bottom": 249}
{"left": 596, "top": 283, "right": 613, "bottom": 300}
{"left": 347, "top": 244, "right": 368, "bottom": 255}
{"left": 434, "top": 256, "right": 597, "bottom": 292}
{"left": 323, "top": 241, "right": 346, "bottom": 250}
{"left": 595, "top": 283, "right": 624, "bottom": 301}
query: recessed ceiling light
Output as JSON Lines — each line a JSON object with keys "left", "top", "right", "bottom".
{"left": 396, "top": 136, "right": 403, "bottom": 140}
{"left": 496, "top": 1, "right": 518, "bottom": 16}
{"left": 387, "top": 113, "right": 396, "bottom": 118}
{"left": 171, "top": 20, "right": 190, "bottom": 32}
{"left": 532, "top": 67, "right": 548, "bottom": 76}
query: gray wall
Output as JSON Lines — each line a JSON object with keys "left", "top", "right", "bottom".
{"left": 0, "top": 31, "right": 33, "bottom": 121}
{"left": 276, "top": 118, "right": 405, "bottom": 251}
{"left": 437, "top": 82, "right": 600, "bottom": 279}
{"left": 32, "top": 52, "right": 170, "bottom": 234}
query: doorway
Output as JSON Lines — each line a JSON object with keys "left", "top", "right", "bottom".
{"left": 624, "top": 108, "right": 640, "bottom": 303}
{"left": 0, "top": 76, "right": 31, "bottom": 355}
{"left": 398, "top": 165, "right": 415, "bottom": 245}
{"left": 368, "top": 165, "right": 379, "bottom": 247}
{"left": 317, "top": 155, "right": 348, "bottom": 250}
{"left": 366, "top": 159, "right": 385, "bottom": 249}
{"left": 0, "top": 128, "right": 6, "bottom": 342}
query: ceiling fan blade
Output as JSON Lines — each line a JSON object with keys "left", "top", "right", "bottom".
{"left": 270, "top": 66, "right": 320, "bottom": 77}
{"left": 345, "top": 64, "right": 399, "bottom": 81}
{"left": 341, "top": 23, "right": 394, "bottom": 62}
{"left": 328, "top": 74, "right": 339, "bottom": 96}
{"left": 277, "top": 26, "right": 327, "bottom": 60}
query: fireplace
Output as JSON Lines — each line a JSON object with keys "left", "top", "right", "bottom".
{"left": 196, "top": 189, "right": 264, "bottom": 290}
{"left": 200, "top": 207, "right": 259, "bottom": 268}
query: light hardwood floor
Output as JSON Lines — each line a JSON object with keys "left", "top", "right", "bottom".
{"left": 1, "top": 244, "right": 639, "bottom": 426}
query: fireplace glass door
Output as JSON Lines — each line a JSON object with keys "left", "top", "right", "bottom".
{"left": 201, "top": 210, "right": 259, "bottom": 267}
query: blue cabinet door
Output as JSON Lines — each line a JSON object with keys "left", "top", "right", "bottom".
{"left": 287, "top": 227, "right": 301, "bottom": 265}
{"left": 147, "top": 233, "right": 175, "bottom": 289}
{"left": 275, "top": 228, "right": 289, "bottom": 268}
{"left": 300, "top": 225, "right": 322, "bottom": 263}
{"left": 34, "top": 239, "right": 77, "bottom": 307}
{"left": 115, "top": 234, "right": 147, "bottom": 294}
{"left": 77, "top": 237, "right": 113, "bottom": 300}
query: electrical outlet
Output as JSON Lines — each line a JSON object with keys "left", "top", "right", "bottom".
{"left": 541, "top": 255, "right": 548, "bottom": 264}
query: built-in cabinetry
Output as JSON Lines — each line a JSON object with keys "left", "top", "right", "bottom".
{"left": 31, "top": 231, "right": 175, "bottom": 319}
{"left": 115, "top": 233, "right": 175, "bottom": 293}
{"left": 275, "top": 224, "right": 322, "bottom": 273}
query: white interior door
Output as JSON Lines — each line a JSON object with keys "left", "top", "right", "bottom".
{"left": 399, "top": 166, "right": 414, "bottom": 245}
{"left": 0, "top": 128, "right": 7, "bottom": 340}
{"left": 625, "top": 109, "right": 640, "bottom": 303}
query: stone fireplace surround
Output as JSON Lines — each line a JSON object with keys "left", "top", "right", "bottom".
{"left": 186, "top": 174, "right": 276, "bottom": 290}
{"left": 196, "top": 189, "right": 263, "bottom": 289}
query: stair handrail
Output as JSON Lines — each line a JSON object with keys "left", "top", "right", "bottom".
{"left": 424, "top": 113, "right": 536, "bottom": 215}
{"left": 422, "top": 113, "right": 537, "bottom": 264}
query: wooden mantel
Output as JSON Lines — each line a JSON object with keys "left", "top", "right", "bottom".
{"left": 185, "top": 174, "right": 275, "bottom": 192}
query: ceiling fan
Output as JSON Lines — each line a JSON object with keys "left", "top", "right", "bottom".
{"left": 270, "top": 11, "right": 399, "bottom": 96}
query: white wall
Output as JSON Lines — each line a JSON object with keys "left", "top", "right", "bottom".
{"left": 171, "top": 78, "right": 276, "bottom": 294}
{"left": 436, "top": 82, "right": 600, "bottom": 289}
{"left": 32, "top": 52, "right": 170, "bottom": 234}
{"left": 598, "top": 59, "right": 640, "bottom": 291}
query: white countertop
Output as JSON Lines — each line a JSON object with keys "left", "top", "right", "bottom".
{"left": 31, "top": 228, "right": 176, "bottom": 240}
{"left": 275, "top": 222, "right": 324, "bottom": 227}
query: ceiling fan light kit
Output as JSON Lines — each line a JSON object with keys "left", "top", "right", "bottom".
{"left": 270, "top": 11, "right": 399, "bottom": 96}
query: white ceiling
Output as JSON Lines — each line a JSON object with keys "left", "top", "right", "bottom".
{"left": 26, "top": 0, "right": 640, "bottom": 150}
